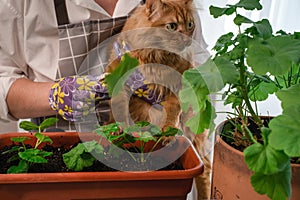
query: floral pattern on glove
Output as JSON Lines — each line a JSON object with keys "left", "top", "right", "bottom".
{"left": 49, "top": 75, "right": 109, "bottom": 121}
{"left": 49, "top": 71, "right": 165, "bottom": 122}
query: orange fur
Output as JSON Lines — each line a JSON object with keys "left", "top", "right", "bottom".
{"left": 106, "top": 0, "right": 195, "bottom": 130}
{"left": 106, "top": 1, "right": 212, "bottom": 199}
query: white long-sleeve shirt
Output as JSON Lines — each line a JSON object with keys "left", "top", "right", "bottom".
{"left": 0, "top": 0, "right": 208, "bottom": 121}
{"left": 0, "top": 0, "right": 141, "bottom": 121}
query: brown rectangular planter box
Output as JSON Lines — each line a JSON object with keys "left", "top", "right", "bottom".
{"left": 0, "top": 132, "right": 203, "bottom": 200}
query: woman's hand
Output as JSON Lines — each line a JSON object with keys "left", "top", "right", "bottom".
{"left": 49, "top": 75, "right": 110, "bottom": 121}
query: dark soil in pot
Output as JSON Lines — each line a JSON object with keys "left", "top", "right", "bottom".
{"left": 219, "top": 116, "right": 300, "bottom": 164}
{"left": 0, "top": 143, "right": 183, "bottom": 174}
{"left": 219, "top": 116, "right": 271, "bottom": 152}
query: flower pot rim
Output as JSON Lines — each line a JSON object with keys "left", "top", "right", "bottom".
{"left": 215, "top": 120, "right": 300, "bottom": 168}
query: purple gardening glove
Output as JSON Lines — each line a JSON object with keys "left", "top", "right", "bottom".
{"left": 49, "top": 75, "right": 110, "bottom": 121}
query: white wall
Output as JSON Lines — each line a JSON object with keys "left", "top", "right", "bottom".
{"left": 197, "top": 0, "right": 299, "bottom": 126}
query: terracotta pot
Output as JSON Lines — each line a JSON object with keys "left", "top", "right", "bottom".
{"left": 0, "top": 132, "right": 203, "bottom": 200}
{"left": 212, "top": 132, "right": 300, "bottom": 200}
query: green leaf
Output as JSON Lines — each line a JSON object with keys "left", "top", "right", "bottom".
{"left": 2, "top": 146, "right": 21, "bottom": 155}
{"left": 275, "top": 63, "right": 300, "bottom": 89}
{"left": 244, "top": 142, "right": 290, "bottom": 174}
{"left": 248, "top": 81, "right": 278, "bottom": 101}
{"left": 209, "top": 6, "right": 236, "bottom": 18}
{"left": 34, "top": 132, "right": 53, "bottom": 144}
{"left": 213, "top": 32, "right": 234, "bottom": 54}
{"left": 162, "top": 127, "right": 183, "bottom": 137}
{"left": 213, "top": 57, "right": 239, "bottom": 85}
{"left": 63, "top": 143, "right": 96, "bottom": 171}
{"left": 254, "top": 19, "right": 273, "bottom": 40}
{"left": 180, "top": 69, "right": 209, "bottom": 113}
{"left": 94, "top": 122, "right": 122, "bottom": 139}
{"left": 40, "top": 117, "right": 58, "bottom": 131}
{"left": 269, "top": 112, "right": 300, "bottom": 157}
{"left": 137, "top": 131, "right": 156, "bottom": 143}
{"left": 124, "top": 124, "right": 142, "bottom": 134}
{"left": 224, "top": 91, "right": 243, "bottom": 108}
{"left": 180, "top": 57, "right": 237, "bottom": 113}
{"left": 10, "top": 137, "right": 30, "bottom": 143}
{"left": 236, "top": 0, "right": 262, "bottom": 10}
{"left": 19, "top": 121, "right": 39, "bottom": 131}
{"left": 135, "top": 121, "right": 151, "bottom": 127}
{"left": 7, "top": 160, "right": 29, "bottom": 174}
{"left": 251, "top": 163, "right": 291, "bottom": 200}
{"left": 234, "top": 14, "right": 253, "bottom": 26}
{"left": 275, "top": 84, "right": 300, "bottom": 110}
{"left": 269, "top": 84, "right": 300, "bottom": 157}
{"left": 247, "top": 36, "right": 300, "bottom": 76}
{"left": 82, "top": 140, "right": 104, "bottom": 155}
{"left": 19, "top": 149, "right": 52, "bottom": 163}
{"left": 105, "top": 53, "right": 139, "bottom": 95}
{"left": 185, "top": 99, "right": 216, "bottom": 135}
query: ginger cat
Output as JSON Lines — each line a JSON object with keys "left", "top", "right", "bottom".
{"left": 104, "top": 0, "right": 212, "bottom": 199}
{"left": 106, "top": 0, "right": 195, "bottom": 131}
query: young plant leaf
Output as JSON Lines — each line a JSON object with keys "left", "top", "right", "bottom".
{"left": 1, "top": 146, "right": 22, "bottom": 155}
{"left": 19, "top": 149, "right": 52, "bottom": 163}
{"left": 82, "top": 140, "right": 104, "bottom": 155}
{"left": 40, "top": 117, "right": 59, "bottom": 131}
{"left": 63, "top": 143, "right": 96, "bottom": 171}
{"left": 19, "top": 121, "right": 39, "bottom": 131}
{"left": 94, "top": 122, "right": 122, "bottom": 138}
{"left": 10, "top": 137, "right": 30, "bottom": 143}
{"left": 7, "top": 160, "right": 29, "bottom": 174}
{"left": 161, "top": 127, "right": 183, "bottom": 137}
{"left": 136, "top": 131, "right": 156, "bottom": 143}
{"left": 34, "top": 132, "right": 53, "bottom": 144}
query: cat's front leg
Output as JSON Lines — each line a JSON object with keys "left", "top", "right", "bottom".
{"left": 108, "top": 86, "right": 133, "bottom": 126}
{"left": 161, "top": 93, "right": 181, "bottom": 145}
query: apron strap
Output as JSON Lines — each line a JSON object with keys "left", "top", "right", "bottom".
{"left": 54, "top": 0, "right": 69, "bottom": 25}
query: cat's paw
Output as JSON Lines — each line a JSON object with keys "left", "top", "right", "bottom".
{"left": 161, "top": 125, "right": 179, "bottom": 146}
{"left": 161, "top": 136, "right": 176, "bottom": 146}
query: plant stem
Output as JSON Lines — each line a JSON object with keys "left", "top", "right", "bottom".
{"left": 239, "top": 57, "right": 262, "bottom": 127}
{"left": 243, "top": 125, "right": 258, "bottom": 144}
{"left": 127, "top": 151, "right": 137, "bottom": 162}
{"left": 145, "top": 137, "right": 162, "bottom": 161}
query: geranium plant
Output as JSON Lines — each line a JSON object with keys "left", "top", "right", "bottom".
{"left": 179, "top": 0, "right": 300, "bottom": 199}
{"left": 2, "top": 118, "right": 58, "bottom": 173}
{"left": 63, "top": 121, "right": 182, "bottom": 171}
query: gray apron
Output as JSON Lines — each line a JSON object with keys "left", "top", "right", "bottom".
{"left": 35, "top": 0, "right": 139, "bottom": 132}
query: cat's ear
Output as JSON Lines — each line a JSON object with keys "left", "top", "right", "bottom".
{"left": 145, "top": 0, "right": 164, "bottom": 22}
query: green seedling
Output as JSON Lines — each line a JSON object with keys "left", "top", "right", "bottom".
{"left": 94, "top": 121, "right": 183, "bottom": 163}
{"left": 3, "top": 117, "right": 58, "bottom": 173}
